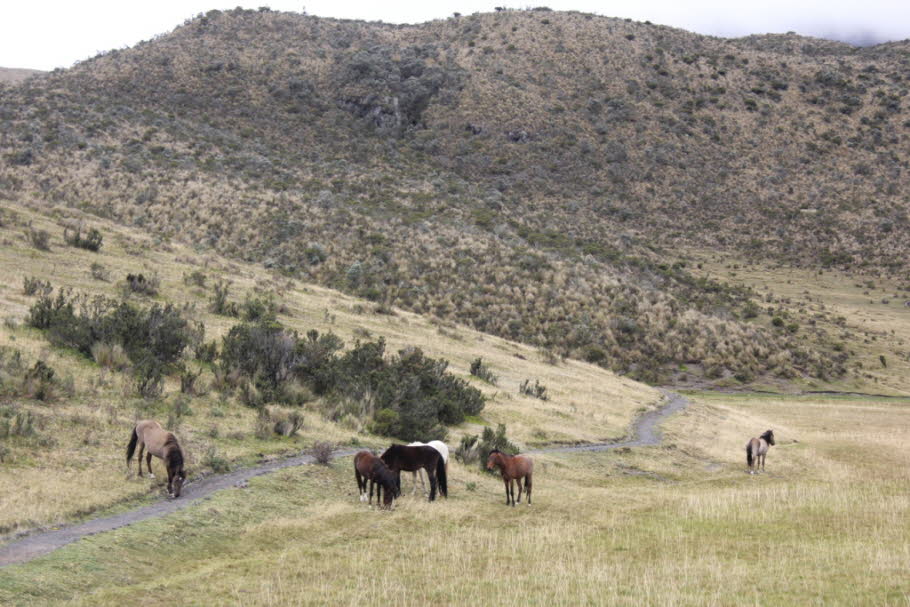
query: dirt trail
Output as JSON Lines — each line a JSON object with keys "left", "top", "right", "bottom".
{"left": 0, "top": 391, "right": 688, "bottom": 568}
{"left": 531, "top": 389, "right": 688, "bottom": 454}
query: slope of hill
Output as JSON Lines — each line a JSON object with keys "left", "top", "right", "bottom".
{"left": 2, "top": 8, "right": 908, "bottom": 384}
{"left": 0, "top": 203, "right": 657, "bottom": 534}
{"left": 0, "top": 68, "right": 43, "bottom": 85}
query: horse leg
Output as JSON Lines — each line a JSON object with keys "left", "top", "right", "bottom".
{"left": 136, "top": 443, "right": 145, "bottom": 477}
{"left": 369, "top": 478, "right": 375, "bottom": 506}
{"left": 503, "top": 479, "right": 511, "bottom": 506}
{"left": 516, "top": 476, "right": 523, "bottom": 504}
{"left": 526, "top": 475, "right": 532, "bottom": 506}
{"left": 420, "top": 468, "right": 428, "bottom": 496}
{"left": 427, "top": 467, "right": 437, "bottom": 502}
{"left": 146, "top": 452, "right": 155, "bottom": 478}
{"left": 761, "top": 453, "right": 766, "bottom": 473}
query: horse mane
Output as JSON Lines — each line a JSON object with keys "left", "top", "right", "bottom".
{"left": 760, "top": 429, "right": 774, "bottom": 440}
{"left": 164, "top": 435, "right": 184, "bottom": 471}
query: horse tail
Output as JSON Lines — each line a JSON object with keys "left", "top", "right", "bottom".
{"left": 126, "top": 426, "right": 138, "bottom": 468}
{"left": 436, "top": 452, "right": 447, "bottom": 498}
{"left": 746, "top": 442, "right": 754, "bottom": 468}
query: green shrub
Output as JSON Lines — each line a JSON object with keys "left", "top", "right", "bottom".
{"left": 24, "top": 225, "right": 50, "bottom": 251}
{"left": 22, "top": 276, "right": 52, "bottom": 297}
{"left": 22, "top": 360, "right": 58, "bottom": 401}
{"left": 469, "top": 357, "right": 498, "bottom": 384}
{"left": 63, "top": 226, "right": 103, "bottom": 252}
{"left": 123, "top": 273, "right": 159, "bottom": 297}
{"left": 457, "top": 424, "right": 519, "bottom": 471}
{"left": 89, "top": 262, "right": 110, "bottom": 282}
{"left": 28, "top": 289, "right": 199, "bottom": 398}
{"left": 210, "top": 280, "right": 239, "bottom": 317}
{"left": 519, "top": 378, "right": 549, "bottom": 400}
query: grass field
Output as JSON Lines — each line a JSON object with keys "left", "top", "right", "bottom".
{"left": 0, "top": 204, "right": 655, "bottom": 535}
{"left": 1, "top": 392, "right": 907, "bottom": 605}
{"left": 2, "top": 204, "right": 909, "bottom": 605}
{"left": 690, "top": 251, "right": 910, "bottom": 395}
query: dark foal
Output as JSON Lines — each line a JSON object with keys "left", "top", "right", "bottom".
{"left": 354, "top": 451, "right": 399, "bottom": 509}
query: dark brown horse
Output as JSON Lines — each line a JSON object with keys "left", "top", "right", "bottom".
{"left": 354, "top": 451, "right": 399, "bottom": 509}
{"left": 746, "top": 429, "right": 775, "bottom": 474}
{"left": 486, "top": 449, "right": 533, "bottom": 506}
{"left": 380, "top": 444, "right": 448, "bottom": 501}
{"left": 126, "top": 420, "right": 187, "bottom": 498}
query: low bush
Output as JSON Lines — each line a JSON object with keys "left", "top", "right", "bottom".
{"left": 28, "top": 288, "right": 200, "bottom": 397}
{"left": 312, "top": 440, "right": 334, "bottom": 464}
{"left": 21, "top": 360, "right": 59, "bottom": 402}
{"left": 90, "top": 262, "right": 110, "bottom": 282}
{"left": 24, "top": 225, "right": 50, "bottom": 251}
{"left": 469, "top": 357, "right": 498, "bottom": 384}
{"left": 519, "top": 378, "right": 549, "bottom": 400}
{"left": 220, "top": 319, "right": 485, "bottom": 440}
{"left": 22, "top": 276, "right": 52, "bottom": 297}
{"left": 456, "top": 424, "right": 518, "bottom": 471}
{"left": 63, "top": 226, "right": 103, "bottom": 252}
{"left": 123, "top": 273, "right": 159, "bottom": 297}
{"left": 210, "top": 280, "right": 239, "bottom": 317}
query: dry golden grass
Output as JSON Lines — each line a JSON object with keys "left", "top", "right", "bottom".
{"left": 0, "top": 204, "right": 655, "bottom": 535}
{"left": 1, "top": 393, "right": 907, "bottom": 606}
{"left": 691, "top": 249, "right": 910, "bottom": 395}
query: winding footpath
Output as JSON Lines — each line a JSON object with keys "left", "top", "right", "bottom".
{"left": 0, "top": 391, "right": 688, "bottom": 568}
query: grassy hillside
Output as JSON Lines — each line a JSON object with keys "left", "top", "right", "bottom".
{"left": 0, "top": 203, "right": 656, "bottom": 535}
{"left": 0, "top": 68, "right": 43, "bottom": 85}
{"left": 4, "top": 9, "right": 908, "bottom": 384}
{"left": 1, "top": 392, "right": 907, "bottom": 605}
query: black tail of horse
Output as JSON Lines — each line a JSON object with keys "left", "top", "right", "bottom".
{"left": 126, "top": 426, "right": 138, "bottom": 466}
{"left": 746, "top": 443, "right": 753, "bottom": 468}
{"left": 436, "top": 453, "right": 447, "bottom": 498}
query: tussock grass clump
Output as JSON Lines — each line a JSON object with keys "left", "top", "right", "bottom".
{"left": 469, "top": 357, "right": 498, "bottom": 384}
{"left": 23, "top": 224, "right": 50, "bottom": 251}
{"left": 22, "top": 276, "right": 52, "bottom": 297}
{"left": 519, "top": 378, "right": 549, "bottom": 401}
{"left": 63, "top": 225, "right": 103, "bottom": 252}
{"left": 123, "top": 273, "right": 159, "bottom": 297}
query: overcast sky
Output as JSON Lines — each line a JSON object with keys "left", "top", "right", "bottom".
{"left": 3, "top": 0, "right": 909, "bottom": 71}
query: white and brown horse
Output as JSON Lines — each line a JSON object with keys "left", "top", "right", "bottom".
{"left": 126, "top": 420, "right": 187, "bottom": 497}
{"left": 746, "top": 429, "right": 775, "bottom": 474}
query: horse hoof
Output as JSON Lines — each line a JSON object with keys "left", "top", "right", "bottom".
{"left": 148, "top": 474, "right": 155, "bottom": 479}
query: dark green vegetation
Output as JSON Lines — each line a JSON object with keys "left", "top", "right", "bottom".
{"left": 2, "top": 9, "right": 907, "bottom": 383}
{"left": 24, "top": 287, "right": 484, "bottom": 440}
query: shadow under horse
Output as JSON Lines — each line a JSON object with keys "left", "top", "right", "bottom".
{"left": 381, "top": 444, "right": 448, "bottom": 501}
{"left": 354, "top": 450, "right": 399, "bottom": 509}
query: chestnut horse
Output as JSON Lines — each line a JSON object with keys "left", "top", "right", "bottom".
{"left": 486, "top": 449, "right": 533, "bottom": 506}
{"left": 746, "top": 429, "right": 775, "bottom": 474}
{"left": 354, "top": 451, "right": 399, "bottom": 509}
{"left": 126, "top": 420, "right": 187, "bottom": 498}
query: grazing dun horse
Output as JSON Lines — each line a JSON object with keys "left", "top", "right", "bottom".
{"left": 354, "top": 451, "right": 399, "bottom": 509}
{"left": 746, "top": 429, "right": 775, "bottom": 474}
{"left": 381, "top": 444, "right": 448, "bottom": 501}
{"left": 126, "top": 420, "right": 187, "bottom": 497}
{"left": 406, "top": 440, "right": 449, "bottom": 495}
{"left": 486, "top": 449, "right": 533, "bottom": 506}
